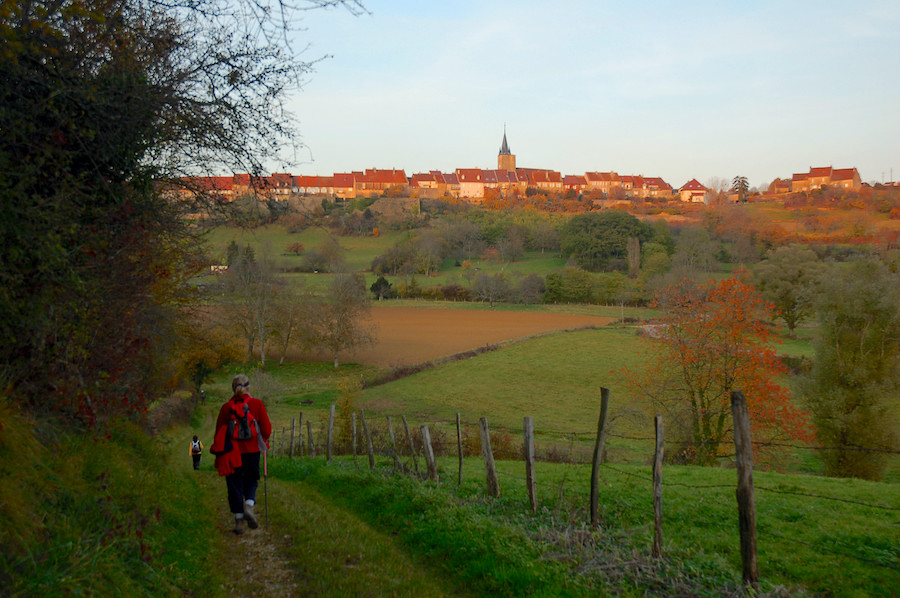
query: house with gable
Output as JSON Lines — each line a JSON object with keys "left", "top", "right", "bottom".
{"left": 517, "top": 168, "right": 563, "bottom": 193}
{"left": 563, "top": 175, "right": 588, "bottom": 193}
{"left": 641, "top": 177, "right": 673, "bottom": 199}
{"left": 484, "top": 168, "right": 525, "bottom": 195}
{"left": 333, "top": 173, "right": 356, "bottom": 199}
{"left": 432, "top": 171, "right": 460, "bottom": 198}
{"left": 791, "top": 166, "right": 862, "bottom": 193}
{"left": 678, "top": 178, "right": 708, "bottom": 203}
{"left": 585, "top": 172, "right": 621, "bottom": 195}
{"left": 457, "top": 168, "right": 485, "bottom": 199}
{"left": 292, "top": 175, "right": 335, "bottom": 195}
{"left": 354, "top": 168, "right": 408, "bottom": 198}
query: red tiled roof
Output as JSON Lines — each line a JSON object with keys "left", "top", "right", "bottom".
{"left": 410, "top": 173, "right": 436, "bottom": 187}
{"left": 457, "top": 168, "right": 483, "bottom": 182}
{"left": 564, "top": 175, "right": 587, "bottom": 186}
{"left": 679, "top": 178, "right": 706, "bottom": 191}
{"left": 333, "top": 173, "right": 355, "bottom": 188}
{"left": 643, "top": 177, "right": 671, "bottom": 190}
{"left": 808, "top": 166, "right": 832, "bottom": 178}
{"left": 357, "top": 169, "right": 407, "bottom": 185}
{"left": 585, "top": 171, "right": 620, "bottom": 183}
{"left": 187, "top": 176, "right": 234, "bottom": 191}
{"left": 293, "top": 175, "right": 334, "bottom": 188}
{"left": 483, "top": 169, "right": 520, "bottom": 184}
{"left": 831, "top": 168, "right": 858, "bottom": 181}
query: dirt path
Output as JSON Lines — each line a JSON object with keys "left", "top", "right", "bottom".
{"left": 206, "top": 479, "right": 302, "bottom": 597}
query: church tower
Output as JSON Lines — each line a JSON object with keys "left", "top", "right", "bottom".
{"left": 498, "top": 126, "right": 516, "bottom": 172}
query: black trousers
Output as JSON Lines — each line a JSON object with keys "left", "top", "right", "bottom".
{"left": 225, "top": 451, "right": 261, "bottom": 514}
{"left": 192, "top": 454, "right": 201, "bottom": 469}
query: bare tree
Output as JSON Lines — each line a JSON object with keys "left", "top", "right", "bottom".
{"left": 473, "top": 272, "right": 511, "bottom": 308}
{"left": 315, "top": 273, "right": 375, "bottom": 368}
{"left": 271, "top": 282, "right": 318, "bottom": 365}
{"left": 223, "top": 246, "right": 281, "bottom": 365}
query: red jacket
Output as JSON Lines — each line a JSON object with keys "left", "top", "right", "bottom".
{"left": 211, "top": 394, "right": 272, "bottom": 476}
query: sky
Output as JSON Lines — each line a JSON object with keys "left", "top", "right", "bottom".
{"left": 280, "top": 0, "right": 900, "bottom": 189}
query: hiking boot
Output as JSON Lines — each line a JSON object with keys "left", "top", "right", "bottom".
{"left": 244, "top": 503, "right": 259, "bottom": 529}
{"left": 233, "top": 517, "right": 245, "bottom": 535}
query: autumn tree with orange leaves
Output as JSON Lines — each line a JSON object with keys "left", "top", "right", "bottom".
{"left": 624, "top": 278, "right": 810, "bottom": 466}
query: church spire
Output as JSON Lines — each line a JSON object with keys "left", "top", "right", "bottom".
{"left": 497, "top": 125, "right": 516, "bottom": 172}
{"left": 499, "top": 125, "right": 511, "bottom": 156}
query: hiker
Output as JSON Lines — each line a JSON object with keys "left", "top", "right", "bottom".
{"left": 189, "top": 435, "right": 203, "bottom": 470}
{"left": 210, "top": 374, "right": 272, "bottom": 535}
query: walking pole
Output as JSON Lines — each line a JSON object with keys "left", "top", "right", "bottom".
{"left": 263, "top": 449, "right": 268, "bottom": 529}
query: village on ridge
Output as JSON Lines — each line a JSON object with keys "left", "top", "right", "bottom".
{"left": 183, "top": 131, "right": 868, "bottom": 205}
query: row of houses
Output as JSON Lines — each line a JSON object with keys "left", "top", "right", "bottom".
{"left": 768, "top": 166, "right": 863, "bottom": 195}
{"left": 181, "top": 164, "right": 864, "bottom": 205}
{"left": 179, "top": 133, "right": 862, "bottom": 204}
{"left": 181, "top": 167, "right": 678, "bottom": 202}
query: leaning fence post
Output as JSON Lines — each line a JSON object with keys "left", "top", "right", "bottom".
{"left": 420, "top": 425, "right": 438, "bottom": 481}
{"left": 590, "top": 387, "right": 610, "bottom": 529}
{"left": 402, "top": 415, "right": 418, "bottom": 474}
{"left": 279, "top": 426, "right": 286, "bottom": 456}
{"left": 731, "top": 390, "right": 759, "bottom": 589}
{"left": 327, "top": 403, "right": 335, "bottom": 462}
{"left": 297, "top": 412, "right": 304, "bottom": 457}
{"left": 652, "top": 414, "right": 664, "bottom": 558}
{"left": 479, "top": 417, "right": 500, "bottom": 497}
{"left": 387, "top": 415, "right": 401, "bottom": 471}
{"left": 456, "top": 412, "right": 463, "bottom": 486}
{"left": 306, "top": 419, "right": 315, "bottom": 457}
{"left": 351, "top": 412, "right": 359, "bottom": 469}
{"left": 360, "top": 409, "right": 375, "bottom": 470}
{"left": 523, "top": 417, "right": 537, "bottom": 513}
{"left": 289, "top": 417, "right": 296, "bottom": 458}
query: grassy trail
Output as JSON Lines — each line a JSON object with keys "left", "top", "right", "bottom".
{"left": 174, "top": 411, "right": 457, "bottom": 597}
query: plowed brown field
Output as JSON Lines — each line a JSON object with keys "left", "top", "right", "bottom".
{"left": 295, "top": 306, "right": 615, "bottom": 367}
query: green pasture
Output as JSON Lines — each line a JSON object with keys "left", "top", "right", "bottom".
{"left": 200, "top": 224, "right": 572, "bottom": 294}
{"left": 282, "top": 454, "right": 899, "bottom": 597}
{"left": 358, "top": 326, "right": 648, "bottom": 436}
{"left": 202, "top": 224, "right": 408, "bottom": 273}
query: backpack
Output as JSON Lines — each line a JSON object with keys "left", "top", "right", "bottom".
{"left": 191, "top": 440, "right": 202, "bottom": 454}
{"left": 230, "top": 401, "right": 258, "bottom": 441}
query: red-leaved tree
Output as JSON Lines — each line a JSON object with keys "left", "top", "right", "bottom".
{"left": 624, "top": 278, "right": 811, "bottom": 466}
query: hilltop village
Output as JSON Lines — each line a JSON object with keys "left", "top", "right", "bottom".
{"left": 183, "top": 132, "right": 867, "bottom": 205}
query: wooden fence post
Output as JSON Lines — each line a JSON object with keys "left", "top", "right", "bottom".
{"left": 456, "top": 412, "right": 463, "bottom": 486}
{"left": 351, "top": 412, "right": 358, "bottom": 469}
{"left": 279, "top": 426, "right": 286, "bottom": 456}
{"left": 327, "top": 403, "right": 335, "bottom": 462}
{"left": 652, "top": 414, "right": 664, "bottom": 558}
{"left": 523, "top": 417, "right": 537, "bottom": 513}
{"left": 479, "top": 417, "right": 500, "bottom": 497}
{"left": 306, "top": 419, "right": 315, "bottom": 457}
{"left": 402, "top": 415, "right": 418, "bottom": 474}
{"left": 731, "top": 390, "right": 760, "bottom": 589}
{"left": 590, "top": 387, "right": 610, "bottom": 529}
{"left": 360, "top": 409, "right": 375, "bottom": 470}
{"left": 289, "top": 417, "right": 296, "bottom": 458}
{"left": 297, "top": 412, "right": 304, "bottom": 457}
{"left": 387, "top": 416, "right": 401, "bottom": 470}
{"left": 420, "top": 425, "right": 438, "bottom": 481}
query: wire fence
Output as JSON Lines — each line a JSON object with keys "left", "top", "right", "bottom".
{"left": 268, "top": 399, "right": 899, "bottom": 585}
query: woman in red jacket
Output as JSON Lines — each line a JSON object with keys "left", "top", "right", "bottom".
{"left": 212, "top": 374, "right": 272, "bottom": 534}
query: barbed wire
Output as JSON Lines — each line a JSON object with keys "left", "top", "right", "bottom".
{"left": 759, "top": 528, "right": 900, "bottom": 572}
{"left": 342, "top": 413, "right": 900, "bottom": 456}
{"left": 755, "top": 485, "right": 899, "bottom": 511}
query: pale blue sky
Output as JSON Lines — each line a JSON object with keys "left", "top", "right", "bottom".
{"left": 283, "top": 1, "right": 899, "bottom": 189}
